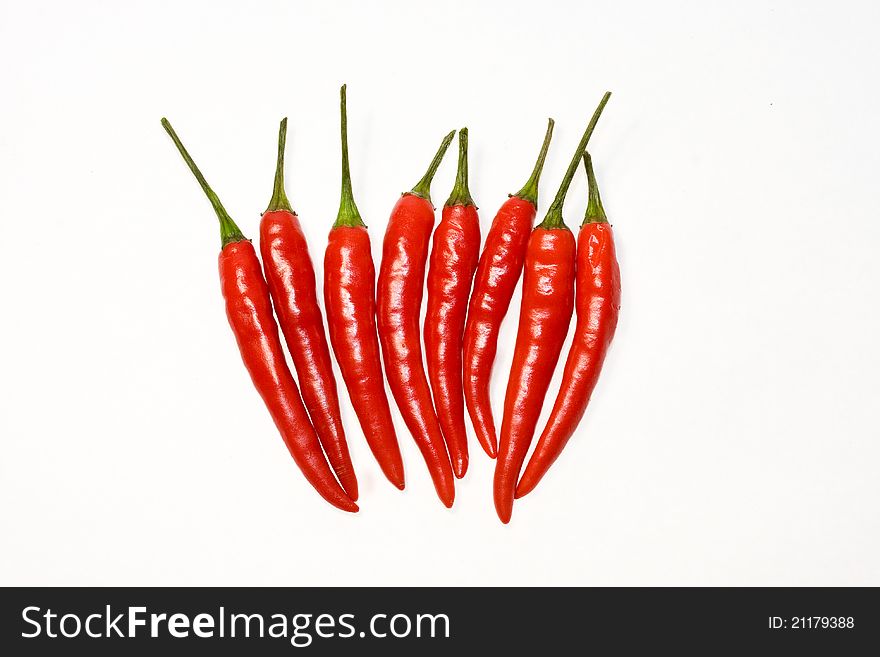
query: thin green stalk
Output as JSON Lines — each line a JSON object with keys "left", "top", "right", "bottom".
{"left": 161, "top": 118, "right": 247, "bottom": 247}
{"left": 334, "top": 84, "right": 366, "bottom": 228}
{"left": 409, "top": 130, "right": 456, "bottom": 204}
{"left": 512, "top": 118, "right": 554, "bottom": 206}
{"left": 583, "top": 152, "right": 608, "bottom": 224}
{"left": 537, "top": 91, "right": 611, "bottom": 230}
{"left": 445, "top": 128, "right": 475, "bottom": 207}
{"left": 266, "top": 118, "right": 294, "bottom": 213}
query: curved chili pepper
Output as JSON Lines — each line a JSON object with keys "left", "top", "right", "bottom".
{"left": 324, "top": 86, "right": 405, "bottom": 490}
{"left": 516, "top": 152, "right": 620, "bottom": 498}
{"left": 377, "top": 131, "right": 456, "bottom": 507}
{"left": 493, "top": 92, "right": 611, "bottom": 523}
{"left": 463, "top": 119, "right": 554, "bottom": 459}
{"left": 259, "top": 118, "right": 358, "bottom": 501}
{"left": 425, "top": 128, "right": 480, "bottom": 478}
{"left": 161, "top": 119, "right": 357, "bottom": 513}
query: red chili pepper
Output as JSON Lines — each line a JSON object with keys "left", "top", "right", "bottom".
{"left": 493, "top": 93, "right": 611, "bottom": 523}
{"left": 377, "top": 131, "right": 456, "bottom": 507}
{"left": 425, "top": 128, "right": 480, "bottom": 478}
{"left": 516, "top": 153, "right": 620, "bottom": 498}
{"left": 463, "top": 119, "right": 555, "bottom": 459}
{"left": 324, "top": 86, "right": 405, "bottom": 490}
{"left": 259, "top": 118, "right": 358, "bottom": 501}
{"left": 161, "top": 119, "right": 357, "bottom": 513}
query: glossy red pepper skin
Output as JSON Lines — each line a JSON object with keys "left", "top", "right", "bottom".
{"left": 219, "top": 241, "right": 358, "bottom": 513}
{"left": 517, "top": 153, "right": 620, "bottom": 498}
{"left": 378, "top": 192, "right": 456, "bottom": 507}
{"left": 425, "top": 129, "right": 479, "bottom": 478}
{"left": 491, "top": 94, "right": 611, "bottom": 522}
{"left": 516, "top": 223, "right": 620, "bottom": 497}
{"left": 162, "top": 117, "right": 356, "bottom": 513}
{"left": 463, "top": 119, "right": 555, "bottom": 459}
{"left": 463, "top": 196, "right": 535, "bottom": 458}
{"left": 425, "top": 203, "right": 480, "bottom": 478}
{"left": 260, "top": 210, "right": 358, "bottom": 501}
{"left": 493, "top": 228, "right": 575, "bottom": 522}
{"left": 325, "top": 225, "right": 405, "bottom": 489}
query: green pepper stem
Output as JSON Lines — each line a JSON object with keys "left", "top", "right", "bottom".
{"left": 409, "top": 130, "right": 456, "bottom": 205}
{"left": 161, "top": 118, "right": 247, "bottom": 247}
{"left": 333, "top": 85, "right": 366, "bottom": 228}
{"left": 444, "top": 128, "right": 475, "bottom": 207}
{"left": 266, "top": 118, "right": 294, "bottom": 213}
{"left": 583, "top": 152, "right": 608, "bottom": 224}
{"left": 537, "top": 91, "right": 611, "bottom": 230}
{"left": 512, "top": 118, "right": 554, "bottom": 206}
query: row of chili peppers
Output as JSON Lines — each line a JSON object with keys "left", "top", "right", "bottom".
{"left": 161, "top": 86, "right": 620, "bottom": 523}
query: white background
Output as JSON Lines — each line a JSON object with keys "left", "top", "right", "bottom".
{"left": 1, "top": 0, "right": 878, "bottom": 586}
